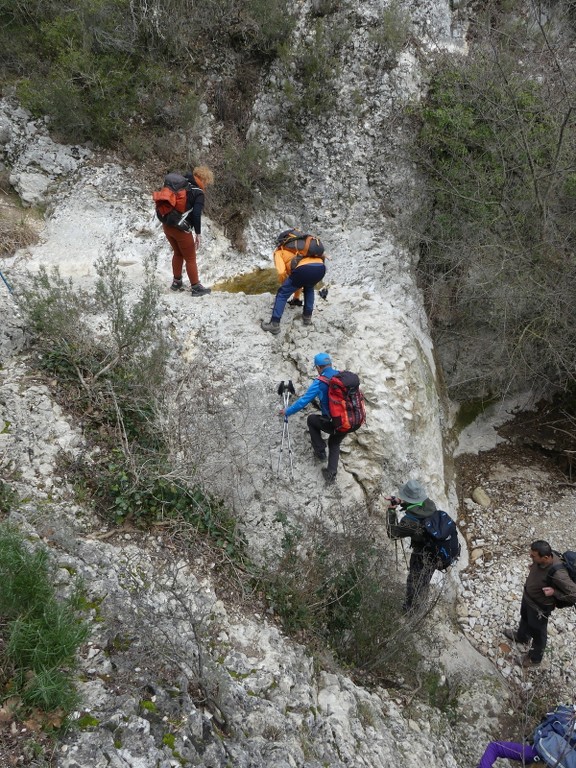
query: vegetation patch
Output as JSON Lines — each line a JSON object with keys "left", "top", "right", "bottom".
{"left": 0, "top": 524, "right": 89, "bottom": 717}
{"left": 412, "top": 2, "right": 576, "bottom": 402}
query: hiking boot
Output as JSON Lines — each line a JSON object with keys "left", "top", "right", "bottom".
{"left": 314, "top": 449, "right": 327, "bottom": 461}
{"left": 288, "top": 298, "right": 303, "bottom": 307}
{"left": 170, "top": 277, "right": 184, "bottom": 291}
{"left": 322, "top": 468, "right": 337, "bottom": 484}
{"left": 302, "top": 315, "right": 313, "bottom": 326}
{"left": 518, "top": 654, "right": 541, "bottom": 668}
{"left": 261, "top": 320, "right": 280, "bottom": 335}
{"left": 190, "top": 283, "right": 211, "bottom": 296}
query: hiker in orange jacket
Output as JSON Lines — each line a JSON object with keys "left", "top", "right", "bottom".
{"left": 165, "top": 165, "right": 213, "bottom": 297}
{"left": 261, "top": 244, "right": 326, "bottom": 334}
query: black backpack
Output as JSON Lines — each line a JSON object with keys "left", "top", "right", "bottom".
{"left": 422, "top": 509, "right": 461, "bottom": 571}
{"left": 547, "top": 550, "right": 576, "bottom": 608}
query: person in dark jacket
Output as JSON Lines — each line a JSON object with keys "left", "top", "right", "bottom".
{"left": 280, "top": 352, "right": 345, "bottom": 484}
{"left": 387, "top": 479, "right": 439, "bottom": 613}
{"left": 165, "top": 165, "right": 213, "bottom": 296}
{"left": 503, "top": 539, "right": 576, "bottom": 667}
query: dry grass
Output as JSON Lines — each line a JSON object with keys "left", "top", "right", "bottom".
{"left": 0, "top": 211, "right": 39, "bottom": 257}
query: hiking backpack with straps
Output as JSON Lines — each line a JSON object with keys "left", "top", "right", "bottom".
{"left": 547, "top": 550, "right": 576, "bottom": 609}
{"left": 421, "top": 509, "right": 461, "bottom": 571}
{"left": 153, "top": 173, "right": 198, "bottom": 231}
{"left": 275, "top": 228, "right": 325, "bottom": 270}
{"left": 318, "top": 371, "right": 366, "bottom": 434}
{"left": 532, "top": 704, "right": 576, "bottom": 768}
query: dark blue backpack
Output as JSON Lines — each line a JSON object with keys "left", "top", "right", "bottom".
{"left": 422, "top": 509, "right": 461, "bottom": 571}
{"left": 532, "top": 705, "right": 576, "bottom": 768}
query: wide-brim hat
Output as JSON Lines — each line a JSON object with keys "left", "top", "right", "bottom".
{"left": 398, "top": 479, "right": 428, "bottom": 504}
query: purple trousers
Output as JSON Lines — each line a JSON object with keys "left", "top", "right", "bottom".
{"left": 477, "top": 741, "right": 539, "bottom": 767}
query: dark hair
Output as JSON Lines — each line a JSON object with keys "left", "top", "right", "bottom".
{"left": 530, "top": 540, "right": 553, "bottom": 557}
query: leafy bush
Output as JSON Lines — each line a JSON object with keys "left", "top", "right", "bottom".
{"left": 411, "top": 4, "right": 576, "bottom": 400}
{"left": 0, "top": 525, "right": 89, "bottom": 715}
{"left": 368, "top": 1, "right": 412, "bottom": 69}
{"left": 258, "top": 510, "right": 422, "bottom": 682}
{"left": 17, "top": 253, "right": 167, "bottom": 446}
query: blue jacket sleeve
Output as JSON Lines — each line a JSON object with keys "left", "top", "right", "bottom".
{"left": 285, "top": 378, "right": 323, "bottom": 416}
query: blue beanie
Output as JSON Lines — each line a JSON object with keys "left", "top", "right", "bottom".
{"left": 314, "top": 352, "right": 332, "bottom": 367}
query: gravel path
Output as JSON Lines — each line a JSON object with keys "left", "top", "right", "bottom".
{"left": 455, "top": 442, "right": 576, "bottom": 705}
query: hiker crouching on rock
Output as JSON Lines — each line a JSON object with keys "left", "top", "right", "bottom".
{"left": 503, "top": 539, "right": 576, "bottom": 668}
{"left": 166, "top": 165, "right": 213, "bottom": 297}
{"left": 386, "top": 480, "right": 439, "bottom": 613}
{"left": 280, "top": 352, "right": 346, "bottom": 484}
{"left": 261, "top": 238, "right": 326, "bottom": 334}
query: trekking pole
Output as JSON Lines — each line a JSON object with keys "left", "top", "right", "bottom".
{"left": 277, "top": 380, "right": 296, "bottom": 477}
{"left": 0, "top": 268, "right": 13, "bottom": 294}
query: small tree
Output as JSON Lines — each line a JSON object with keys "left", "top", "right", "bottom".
{"left": 412, "top": 0, "right": 576, "bottom": 401}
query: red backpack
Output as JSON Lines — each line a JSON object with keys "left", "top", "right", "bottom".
{"left": 318, "top": 371, "right": 366, "bottom": 433}
{"left": 153, "top": 173, "right": 195, "bottom": 231}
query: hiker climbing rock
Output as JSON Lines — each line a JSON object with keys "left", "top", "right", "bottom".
{"left": 280, "top": 352, "right": 365, "bottom": 484}
{"left": 503, "top": 540, "right": 576, "bottom": 667}
{"left": 261, "top": 229, "right": 326, "bottom": 334}
{"left": 153, "top": 166, "right": 214, "bottom": 296}
{"left": 386, "top": 480, "right": 458, "bottom": 613}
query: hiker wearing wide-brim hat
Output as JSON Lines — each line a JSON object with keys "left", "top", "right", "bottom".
{"left": 387, "top": 479, "right": 439, "bottom": 612}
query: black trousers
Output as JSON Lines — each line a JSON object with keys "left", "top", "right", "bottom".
{"left": 517, "top": 595, "right": 549, "bottom": 662}
{"left": 405, "top": 549, "right": 436, "bottom": 611}
{"left": 307, "top": 414, "right": 347, "bottom": 475}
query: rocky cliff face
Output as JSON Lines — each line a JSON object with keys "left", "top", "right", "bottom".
{"left": 2, "top": 0, "right": 574, "bottom": 766}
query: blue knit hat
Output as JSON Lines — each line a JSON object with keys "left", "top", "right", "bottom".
{"left": 314, "top": 352, "right": 332, "bottom": 367}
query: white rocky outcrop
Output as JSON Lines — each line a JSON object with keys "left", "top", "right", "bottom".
{"left": 2, "top": 0, "right": 574, "bottom": 765}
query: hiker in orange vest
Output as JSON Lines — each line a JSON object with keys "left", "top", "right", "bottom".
{"left": 261, "top": 241, "right": 326, "bottom": 334}
{"left": 164, "top": 166, "right": 213, "bottom": 297}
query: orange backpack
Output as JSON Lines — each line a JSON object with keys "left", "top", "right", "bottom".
{"left": 153, "top": 173, "right": 192, "bottom": 231}
{"left": 275, "top": 228, "right": 325, "bottom": 270}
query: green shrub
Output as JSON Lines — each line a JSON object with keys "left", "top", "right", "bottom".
{"left": 368, "top": 1, "right": 412, "bottom": 69}
{"left": 17, "top": 253, "right": 167, "bottom": 447}
{"left": 0, "top": 525, "right": 89, "bottom": 715}
{"left": 20, "top": 667, "right": 82, "bottom": 712}
{"left": 258, "top": 511, "right": 422, "bottom": 681}
{"left": 7, "top": 601, "right": 89, "bottom": 670}
{"left": 411, "top": 16, "right": 576, "bottom": 400}
{"left": 0, "top": 529, "right": 53, "bottom": 619}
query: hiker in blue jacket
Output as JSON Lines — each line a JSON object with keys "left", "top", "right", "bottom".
{"left": 387, "top": 479, "right": 439, "bottom": 613}
{"left": 280, "top": 352, "right": 346, "bottom": 484}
